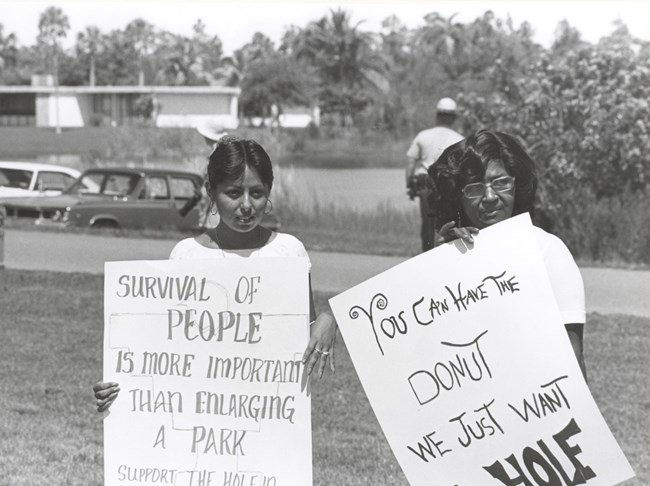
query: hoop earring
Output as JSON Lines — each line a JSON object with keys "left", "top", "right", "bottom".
{"left": 210, "top": 202, "right": 218, "bottom": 216}
{"left": 265, "top": 199, "right": 273, "bottom": 215}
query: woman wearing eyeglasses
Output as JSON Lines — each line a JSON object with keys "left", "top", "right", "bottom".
{"left": 428, "top": 129, "right": 587, "bottom": 380}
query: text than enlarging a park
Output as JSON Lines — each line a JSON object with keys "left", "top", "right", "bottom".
{"left": 124, "top": 389, "right": 297, "bottom": 423}
{"left": 150, "top": 425, "right": 255, "bottom": 465}
{"left": 348, "top": 270, "right": 520, "bottom": 355}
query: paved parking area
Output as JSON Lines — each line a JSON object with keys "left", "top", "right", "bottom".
{"left": 4, "top": 229, "right": 649, "bottom": 318}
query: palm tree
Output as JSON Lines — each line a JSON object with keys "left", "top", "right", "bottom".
{"left": 125, "top": 19, "right": 155, "bottom": 86}
{"left": 37, "top": 6, "right": 70, "bottom": 77}
{"left": 37, "top": 6, "right": 70, "bottom": 134}
{"left": 413, "top": 12, "right": 466, "bottom": 81}
{"left": 217, "top": 32, "right": 277, "bottom": 87}
{"left": 287, "top": 8, "right": 387, "bottom": 124}
{"left": 214, "top": 53, "right": 243, "bottom": 87}
{"left": 76, "top": 26, "right": 103, "bottom": 86}
{"left": 0, "top": 24, "right": 18, "bottom": 71}
{"left": 155, "top": 32, "right": 195, "bottom": 85}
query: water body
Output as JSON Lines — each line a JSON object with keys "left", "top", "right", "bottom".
{"left": 275, "top": 167, "right": 417, "bottom": 213}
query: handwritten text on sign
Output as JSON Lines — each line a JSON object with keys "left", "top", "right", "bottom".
{"left": 103, "top": 258, "right": 312, "bottom": 486}
{"left": 329, "top": 214, "right": 633, "bottom": 486}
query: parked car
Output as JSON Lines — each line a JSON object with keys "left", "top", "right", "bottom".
{"left": 2, "top": 167, "right": 204, "bottom": 230}
{"left": 1, "top": 166, "right": 281, "bottom": 231}
{"left": 0, "top": 161, "right": 81, "bottom": 198}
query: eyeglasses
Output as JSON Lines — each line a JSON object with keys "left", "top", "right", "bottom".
{"left": 461, "top": 176, "right": 515, "bottom": 199}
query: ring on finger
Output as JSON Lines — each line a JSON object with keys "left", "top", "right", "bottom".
{"left": 320, "top": 350, "right": 330, "bottom": 356}
{"left": 314, "top": 348, "right": 322, "bottom": 354}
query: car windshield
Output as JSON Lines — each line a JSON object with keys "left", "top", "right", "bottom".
{"left": 66, "top": 172, "right": 136, "bottom": 196}
{"left": 0, "top": 168, "right": 33, "bottom": 189}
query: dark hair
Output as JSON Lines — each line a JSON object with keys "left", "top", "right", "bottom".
{"left": 428, "top": 129, "right": 537, "bottom": 229}
{"left": 206, "top": 136, "right": 274, "bottom": 190}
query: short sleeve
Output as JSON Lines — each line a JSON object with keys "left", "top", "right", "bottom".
{"left": 168, "top": 240, "right": 185, "bottom": 259}
{"left": 287, "top": 235, "right": 311, "bottom": 271}
{"left": 536, "top": 229, "right": 586, "bottom": 324}
{"left": 261, "top": 233, "right": 312, "bottom": 270}
{"left": 406, "top": 135, "right": 421, "bottom": 161}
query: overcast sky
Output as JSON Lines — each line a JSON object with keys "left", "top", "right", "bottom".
{"left": 1, "top": 0, "right": 649, "bottom": 54}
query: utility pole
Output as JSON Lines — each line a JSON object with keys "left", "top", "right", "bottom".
{"left": 54, "top": 52, "right": 61, "bottom": 134}
{"left": 0, "top": 205, "right": 6, "bottom": 292}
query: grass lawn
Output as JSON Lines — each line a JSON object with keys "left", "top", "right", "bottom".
{"left": 0, "top": 269, "right": 647, "bottom": 485}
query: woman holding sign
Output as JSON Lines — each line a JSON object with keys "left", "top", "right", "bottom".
{"left": 94, "top": 137, "right": 337, "bottom": 411}
{"left": 428, "top": 129, "right": 587, "bottom": 380}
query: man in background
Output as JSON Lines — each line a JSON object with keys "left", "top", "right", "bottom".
{"left": 406, "top": 97, "right": 464, "bottom": 251}
{"left": 197, "top": 120, "right": 228, "bottom": 150}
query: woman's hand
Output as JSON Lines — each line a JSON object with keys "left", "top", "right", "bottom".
{"left": 302, "top": 311, "right": 338, "bottom": 379}
{"left": 439, "top": 221, "right": 479, "bottom": 246}
{"left": 93, "top": 381, "right": 120, "bottom": 412}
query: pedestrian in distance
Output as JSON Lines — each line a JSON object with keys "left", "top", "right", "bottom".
{"left": 94, "top": 136, "right": 338, "bottom": 411}
{"left": 429, "top": 129, "right": 587, "bottom": 380}
{"left": 406, "top": 97, "right": 464, "bottom": 252}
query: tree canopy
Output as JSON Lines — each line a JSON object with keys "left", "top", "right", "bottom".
{"left": 0, "top": 7, "right": 647, "bottom": 200}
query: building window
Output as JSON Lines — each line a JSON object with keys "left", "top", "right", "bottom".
{"left": 0, "top": 93, "right": 36, "bottom": 126}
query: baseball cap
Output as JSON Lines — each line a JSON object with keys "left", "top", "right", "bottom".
{"left": 196, "top": 120, "right": 228, "bottom": 142}
{"left": 436, "top": 97, "right": 457, "bottom": 114}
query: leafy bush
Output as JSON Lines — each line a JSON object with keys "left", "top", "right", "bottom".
{"left": 102, "top": 125, "right": 203, "bottom": 167}
{"left": 456, "top": 25, "right": 649, "bottom": 264}
{"left": 551, "top": 188, "right": 650, "bottom": 264}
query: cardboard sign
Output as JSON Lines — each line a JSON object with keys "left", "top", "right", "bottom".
{"left": 329, "top": 214, "right": 634, "bottom": 486}
{"left": 103, "top": 257, "right": 312, "bottom": 486}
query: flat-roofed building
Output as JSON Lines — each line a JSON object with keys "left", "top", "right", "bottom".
{"left": 0, "top": 83, "right": 240, "bottom": 129}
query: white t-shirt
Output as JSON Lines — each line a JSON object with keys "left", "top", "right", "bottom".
{"left": 533, "top": 226, "right": 586, "bottom": 324}
{"left": 169, "top": 231, "right": 311, "bottom": 269}
{"left": 406, "top": 126, "right": 464, "bottom": 175}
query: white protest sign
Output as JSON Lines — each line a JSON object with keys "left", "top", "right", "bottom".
{"left": 329, "top": 214, "right": 634, "bottom": 486}
{"left": 103, "top": 257, "right": 312, "bottom": 486}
